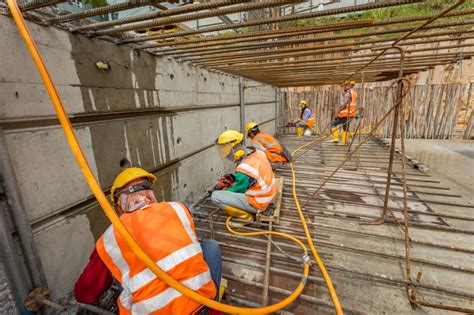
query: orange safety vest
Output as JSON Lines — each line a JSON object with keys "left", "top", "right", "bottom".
{"left": 251, "top": 132, "right": 287, "bottom": 163}
{"left": 236, "top": 150, "right": 276, "bottom": 210}
{"left": 337, "top": 89, "right": 358, "bottom": 118}
{"left": 96, "top": 202, "right": 216, "bottom": 315}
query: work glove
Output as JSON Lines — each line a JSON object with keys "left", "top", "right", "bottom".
{"left": 215, "top": 174, "right": 235, "bottom": 190}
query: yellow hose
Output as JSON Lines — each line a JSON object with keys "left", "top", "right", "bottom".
{"left": 7, "top": 1, "right": 310, "bottom": 313}
{"left": 289, "top": 161, "right": 343, "bottom": 314}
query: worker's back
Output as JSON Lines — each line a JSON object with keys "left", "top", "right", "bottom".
{"left": 252, "top": 132, "right": 287, "bottom": 163}
{"left": 96, "top": 201, "right": 216, "bottom": 314}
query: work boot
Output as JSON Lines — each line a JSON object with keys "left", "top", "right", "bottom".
{"left": 296, "top": 127, "right": 304, "bottom": 137}
{"left": 223, "top": 206, "right": 254, "bottom": 227}
{"left": 329, "top": 127, "right": 339, "bottom": 143}
{"left": 338, "top": 131, "right": 349, "bottom": 146}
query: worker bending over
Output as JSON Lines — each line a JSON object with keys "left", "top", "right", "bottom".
{"left": 292, "top": 100, "right": 315, "bottom": 137}
{"left": 245, "top": 122, "right": 291, "bottom": 168}
{"left": 330, "top": 80, "right": 358, "bottom": 145}
{"left": 212, "top": 130, "right": 276, "bottom": 225}
{"left": 74, "top": 167, "right": 221, "bottom": 314}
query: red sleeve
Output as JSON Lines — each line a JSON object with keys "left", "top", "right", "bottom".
{"left": 74, "top": 248, "right": 113, "bottom": 304}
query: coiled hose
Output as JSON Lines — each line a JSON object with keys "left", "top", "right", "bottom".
{"left": 6, "top": 0, "right": 322, "bottom": 313}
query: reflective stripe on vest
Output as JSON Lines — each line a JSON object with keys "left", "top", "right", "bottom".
{"left": 132, "top": 270, "right": 211, "bottom": 314}
{"left": 252, "top": 133, "right": 287, "bottom": 163}
{"left": 237, "top": 163, "right": 275, "bottom": 196}
{"left": 254, "top": 134, "right": 280, "bottom": 149}
{"left": 97, "top": 202, "right": 214, "bottom": 314}
{"left": 236, "top": 150, "right": 276, "bottom": 210}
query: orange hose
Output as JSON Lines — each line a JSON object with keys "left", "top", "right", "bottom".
{"left": 7, "top": 0, "right": 310, "bottom": 313}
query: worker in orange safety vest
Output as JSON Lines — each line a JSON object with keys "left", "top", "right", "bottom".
{"left": 292, "top": 100, "right": 316, "bottom": 136}
{"left": 245, "top": 121, "right": 292, "bottom": 168}
{"left": 330, "top": 80, "right": 358, "bottom": 145}
{"left": 212, "top": 130, "right": 276, "bottom": 226}
{"left": 74, "top": 167, "right": 222, "bottom": 315}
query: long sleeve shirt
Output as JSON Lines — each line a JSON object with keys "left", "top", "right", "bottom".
{"left": 74, "top": 249, "right": 113, "bottom": 304}
{"left": 228, "top": 172, "right": 252, "bottom": 193}
{"left": 301, "top": 107, "right": 312, "bottom": 121}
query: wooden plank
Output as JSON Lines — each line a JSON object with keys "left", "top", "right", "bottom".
{"left": 257, "top": 177, "right": 284, "bottom": 224}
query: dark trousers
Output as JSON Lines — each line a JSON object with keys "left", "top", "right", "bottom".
{"left": 331, "top": 117, "right": 350, "bottom": 131}
{"left": 201, "top": 239, "right": 222, "bottom": 297}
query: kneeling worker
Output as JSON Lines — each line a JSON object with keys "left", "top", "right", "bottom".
{"left": 293, "top": 100, "right": 315, "bottom": 136}
{"left": 245, "top": 121, "right": 291, "bottom": 168}
{"left": 212, "top": 130, "right": 276, "bottom": 225}
{"left": 74, "top": 167, "right": 221, "bottom": 314}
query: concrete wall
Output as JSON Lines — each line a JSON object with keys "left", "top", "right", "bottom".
{"left": 0, "top": 14, "right": 279, "bottom": 302}
{"left": 0, "top": 262, "right": 16, "bottom": 314}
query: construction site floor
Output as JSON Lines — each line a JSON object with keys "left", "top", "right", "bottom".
{"left": 194, "top": 135, "right": 474, "bottom": 314}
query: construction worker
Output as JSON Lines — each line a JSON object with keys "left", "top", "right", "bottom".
{"left": 212, "top": 130, "right": 276, "bottom": 225}
{"left": 292, "top": 100, "right": 315, "bottom": 136}
{"left": 330, "top": 80, "right": 358, "bottom": 145}
{"left": 74, "top": 167, "right": 221, "bottom": 314}
{"left": 245, "top": 122, "right": 292, "bottom": 168}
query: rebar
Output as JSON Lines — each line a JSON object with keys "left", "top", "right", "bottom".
{"left": 221, "top": 51, "right": 471, "bottom": 71}
{"left": 19, "top": 0, "right": 64, "bottom": 11}
{"left": 164, "top": 21, "right": 474, "bottom": 58}
{"left": 119, "top": 0, "right": 424, "bottom": 44}
{"left": 347, "top": 0, "right": 467, "bottom": 79}
{"left": 143, "top": 19, "right": 375, "bottom": 50}
{"left": 194, "top": 40, "right": 474, "bottom": 70}
{"left": 186, "top": 21, "right": 473, "bottom": 63}
{"left": 48, "top": 0, "right": 165, "bottom": 24}
{"left": 71, "top": 0, "right": 247, "bottom": 32}
{"left": 97, "top": 0, "right": 299, "bottom": 36}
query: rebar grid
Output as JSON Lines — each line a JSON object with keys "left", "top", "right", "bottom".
{"left": 144, "top": 9, "right": 473, "bottom": 52}
{"left": 194, "top": 40, "right": 474, "bottom": 69}
{"left": 118, "top": 0, "right": 423, "bottom": 44}
{"left": 96, "top": 0, "right": 299, "bottom": 36}
{"left": 14, "top": 0, "right": 473, "bottom": 85}
{"left": 219, "top": 51, "right": 469, "bottom": 72}
{"left": 154, "top": 15, "right": 474, "bottom": 56}
{"left": 177, "top": 22, "right": 473, "bottom": 61}
{"left": 69, "top": 0, "right": 246, "bottom": 31}
{"left": 346, "top": 0, "right": 467, "bottom": 81}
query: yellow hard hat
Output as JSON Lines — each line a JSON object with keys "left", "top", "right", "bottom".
{"left": 299, "top": 100, "right": 307, "bottom": 108}
{"left": 110, "top": 167, "right": 157, "bottom": 204}
{"left": 216, "top": 130, "right": 244, "bottom": 160}
{"left": 245, "top": 122, "right": 258, "bottom": 136}
{"left": 344, "top": 80, "right": 356, "bottom": 85}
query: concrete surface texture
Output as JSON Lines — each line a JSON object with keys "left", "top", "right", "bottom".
{"left": 0, "top": 262, "right": 16, "bottom": 314}
{"left": 395, "top": 139, "right": 474, "bottom": 194}
{"left": 0, "top": 13, "right": 279, "bottom": 302}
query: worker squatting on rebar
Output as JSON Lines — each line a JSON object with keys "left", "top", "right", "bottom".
{"left": 74, "top": 167, "right": 223, "bottom": 314}
{"left": 287, "top": 100, "right": 316, "bottom": 137}
{"left": 211, "top": 130, "right": 277, "bottom": 227}
{"left": 245, "top": 122, "right": 292, "bottom": 169}
{"left": 330, "top": 80, "right": 359, "bottom": 145}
